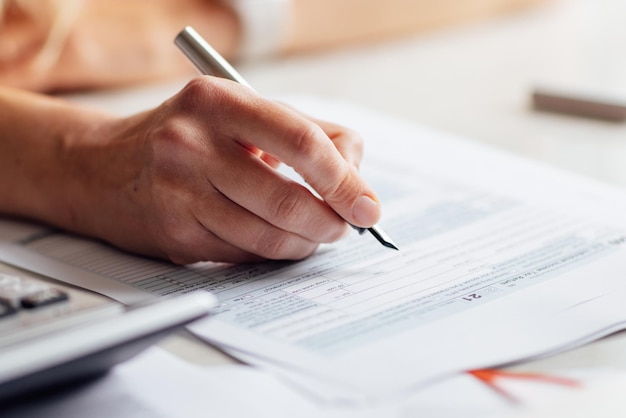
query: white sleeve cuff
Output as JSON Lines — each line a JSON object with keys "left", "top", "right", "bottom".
{"left": 227, "top": 0, "right": 292, "bottom": 60}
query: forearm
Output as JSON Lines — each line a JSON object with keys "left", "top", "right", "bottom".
{"left": 0, "top": 0, "right": 240, "bottom": 92}
{"left": 57, "top": 0, "right": 240, "bottom": 90}
{"left": 0, "top": 87, "right": 113, "bottom": 230}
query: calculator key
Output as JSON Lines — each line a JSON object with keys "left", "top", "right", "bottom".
{"left": 0, "top": 282, "right": 47, "bottom": 308}
{"left": 0, "top": 274, "right": 20, "bottom": 288}
{"left": 21, "top": 288, "right": 69, "bottom": 309}
{"left": 0, "top": 286, "right": 23, "bottom": 309}
{"left": 0, "top": 301, "right": 16, "bottom": 318}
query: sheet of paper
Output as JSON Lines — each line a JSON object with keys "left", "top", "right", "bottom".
{"left": 2, "top": 98, "right": 626, "bottom": 399}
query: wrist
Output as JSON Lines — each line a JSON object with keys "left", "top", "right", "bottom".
{"left": 0, "top": 88, "right": 116, "bottom": 233}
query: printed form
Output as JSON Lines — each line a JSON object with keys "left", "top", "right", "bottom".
{"left": 2, "top": 99, "right": 626, "bottom": 398}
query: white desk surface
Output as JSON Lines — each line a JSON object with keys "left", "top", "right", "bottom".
{"left": 14, "top": 0, "right": 626, "bottom": 390}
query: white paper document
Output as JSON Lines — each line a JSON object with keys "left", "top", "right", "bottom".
{"left": 2, "top": 98, "right": 626, "bottom": 399}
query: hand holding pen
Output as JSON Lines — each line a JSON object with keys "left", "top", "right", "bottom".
{"left": 175, "top": 26, "right": 398, "bottom": 251}
{"left": 0, "top": 26, "right": 395, "bottom": 268}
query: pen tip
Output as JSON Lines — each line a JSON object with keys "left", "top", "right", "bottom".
{"left": 366, "top": 225, "right": 399, "bottom": 251}
{"left": 384, "top": 242, "right": 400, "bottom": 251}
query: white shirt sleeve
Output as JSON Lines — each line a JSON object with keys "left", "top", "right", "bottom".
{"left": 227, "top": 0, "right": 292, "bottom": 60}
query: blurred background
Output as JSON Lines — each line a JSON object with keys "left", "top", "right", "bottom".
{"left": 241, "top": 0, "right": 626, "bottom": 189}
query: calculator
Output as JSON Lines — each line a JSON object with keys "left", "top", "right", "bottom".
{"left": 0, "top": 264, "right": 215, "bottom": 402}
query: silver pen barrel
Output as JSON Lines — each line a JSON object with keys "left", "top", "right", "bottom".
{"left": 175, "top": 26, "right": 252, "bottom": 88}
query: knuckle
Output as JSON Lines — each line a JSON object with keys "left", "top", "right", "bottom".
{"left": 322, "top": 167, "right": 355, "bottom": 203}
{"left": 272, "top": 187, "right": 308, "bottom": 226}
{"left": 154, "top": 214, "right": 198, "bottom": 256}
{"left": 349, "top": 130, "right": 364, "bottom": 154}
{"left": 343, "top": 127, "right": 363, "bottom": 144}
{"left": 177, "top": 77, "right": 232, "bottom": 116}
{"left": 159, "top": 225, "right": 211, "bottom": 265}
{"left": 167, "top": 252, "right": 194, "bottom": 266}
{"left": 254, "top": 229, "right": 292, "bottom": 260}
{"left": 288, "top": 122, "right": 323, "bottom": 160}
{"left": 177, "top": 76, "right": 215, "bottom": 110}
{"left": 148, "top": 119, "right": 195, "bottom": 179}
{"left": 158, "top": 224, "right": 189, "bottom": 255}
{"left": 151, "top": 117, "right": 187, "bottom": 146}
{"left": 177, "top": 76, "right": 252, "bottom": 119}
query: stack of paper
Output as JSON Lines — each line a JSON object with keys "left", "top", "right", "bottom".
{"left": 2, "top": 98, "right": 626, "bottom": 405}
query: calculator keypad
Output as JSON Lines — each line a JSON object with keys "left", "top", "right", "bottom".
{"left": 0, "top": 273, "right": 68, "bottom": 316}
{"left": 0, "top": 268, "right": 119, "bottom": 348}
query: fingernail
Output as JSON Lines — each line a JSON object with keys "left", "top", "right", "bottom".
{"left": 352, "top": 195, "right": 380, "bottom": 226}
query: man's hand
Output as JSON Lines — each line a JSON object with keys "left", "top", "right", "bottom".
{"left": 56, "top": 77, "right": 381, "bottom": 264}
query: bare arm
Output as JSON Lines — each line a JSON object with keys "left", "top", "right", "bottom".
{"left": 0, "top": 0, "right": 239, "bottom": 91}
{"left": 285, "top": 0, "right": 547, "bottom": 53}
{"left": 0, "top": 0, "right": 546, "bottom": 92}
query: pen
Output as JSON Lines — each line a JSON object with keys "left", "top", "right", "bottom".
{"left": 174, "top": 26, "right": 399, "bottom": 251}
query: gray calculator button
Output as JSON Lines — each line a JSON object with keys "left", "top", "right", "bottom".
{"left": 0, "top": 301, "right": 16, "bottom": 318}
{"left": 21, "top": 288, "right": 69, "bottom": 309}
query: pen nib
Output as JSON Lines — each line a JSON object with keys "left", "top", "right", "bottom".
{"left": 367, "top": 225, "right": 400, "bottom": 251}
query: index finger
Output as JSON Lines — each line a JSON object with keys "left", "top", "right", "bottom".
{"left": 207, "top": 79, "right": 381, "bottom": 228}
